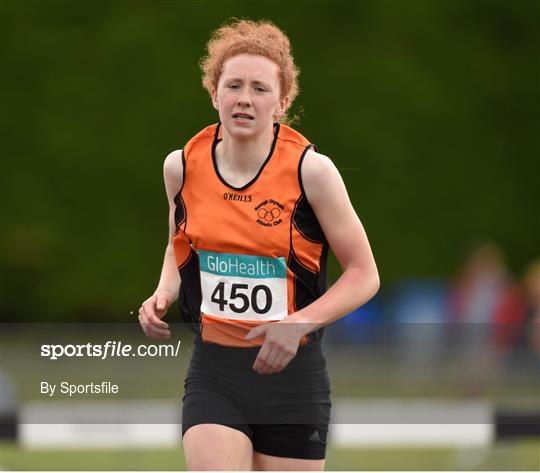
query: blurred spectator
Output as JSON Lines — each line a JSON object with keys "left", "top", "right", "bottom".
{"left": 493, "top": 260, "right": 540, "bottom": 380}
{"left": 492, "top": 260, "right": 539, "bottom": 351}
{"left": 520, "top": 261, "right": 540, "bottom": 355}
{"left": 448, "top": 242, "right": 511, "bottom": 395}
{"left": 449, "top": 242, "right": 510, "bottom": 325}
{"left": 529, "top": 267, "right": 540, "bottom": 357}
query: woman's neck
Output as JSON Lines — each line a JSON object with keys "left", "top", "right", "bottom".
{"left": 217, "top": 124, "right": 275, "bottom": 175}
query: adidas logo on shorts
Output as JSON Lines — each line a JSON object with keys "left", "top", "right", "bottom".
{"left": 308, "top": 429, "right": 321, "bottom": 442}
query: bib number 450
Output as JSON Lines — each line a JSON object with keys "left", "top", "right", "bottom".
{"left": 211, "top": 282, "right": 272, "bottom": 314}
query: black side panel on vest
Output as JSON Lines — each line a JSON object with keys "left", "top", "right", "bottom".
{"left": 174, "top": 149, "right": 187, "bottom": 230}
{"left": 289, "top": 250, "right": 318, "bottom": 309}
{"left": 174, "top": 191, "right": 186, "bottom": 229}
{"left": 178, "top": 250, "right": 202, "bottom": 334}
{"left": 290, "top": 191, "right": 329, "bottom": 343}
{"left": 292, "top": 194, "right": 325, "bottom": 243}
{"left": 310, "top": 240, "right": 329, "bottom": 343}
{"left": 317, "top": 241, "right": 329, "bottom": 295}
{"left": 288, "top": 251, "right": 326, "bottom": 343}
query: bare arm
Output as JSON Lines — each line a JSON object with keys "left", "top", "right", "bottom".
{"left": 155, "top": 150, "right": 184, "bottom": 298}
{"left": 138, "top": 150, "right": 184, "bottom": 339}
{"left": 248, "top": 149, "right": 379, "bottom": 373}
{"left": 288, "top": 149, "right": 380, "bottom": 331}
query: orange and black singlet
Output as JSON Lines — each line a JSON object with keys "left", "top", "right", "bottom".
{"left": 173, "top": 123, "right": 328, "bottom": 347}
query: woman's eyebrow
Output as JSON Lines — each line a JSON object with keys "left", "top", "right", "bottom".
{"left": 224, "top": 77, "right": 272, "bottom": 87}
{"left": 252, "top": 80, "right": 271, "bottom": 88}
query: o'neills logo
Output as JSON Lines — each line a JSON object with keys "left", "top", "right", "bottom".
{"left": 255, "top": 199, "right": 284, "bottom": 227}
{"left": 223, "top": 192, "right": 252, "bottom": 203}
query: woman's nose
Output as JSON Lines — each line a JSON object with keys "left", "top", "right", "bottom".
{"left": 237, "top": 89, "right": 252, "bottom": 106}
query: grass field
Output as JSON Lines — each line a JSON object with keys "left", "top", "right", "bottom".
{"left": 1, "top": 440, "right": 539, "bottom": 470}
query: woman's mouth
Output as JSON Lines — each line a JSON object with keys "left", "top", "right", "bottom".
{"left": 232, "top": 113, "right": 254, "bottom": 121}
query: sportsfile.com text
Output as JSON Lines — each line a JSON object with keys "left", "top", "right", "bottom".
{"left": 40, "top": 340, "right": 182, "bottom": 360}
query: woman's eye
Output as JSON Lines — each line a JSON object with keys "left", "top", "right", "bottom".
{"left": 255, "top": 87, "right": 265, "bottom": 93}
{"left": 228, "top": 84, "right": 239, "bottom": 89}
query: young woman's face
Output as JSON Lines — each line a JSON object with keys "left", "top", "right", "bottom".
{"left": 212, "top": 54, "right": 288, "bottom": 138}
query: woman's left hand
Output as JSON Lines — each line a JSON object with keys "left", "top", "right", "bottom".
{"left": 245, "top": 322, "right": 306, "bottom": 374}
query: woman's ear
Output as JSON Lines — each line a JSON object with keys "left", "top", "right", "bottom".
{"left": 276, "top": 95, "right": 289, "bottom": 119}
{"left": 211, "top": 88, "right": 218, "bottom": 110}
{"left": 280, "top": 95, "right": 290, "bottom": 111}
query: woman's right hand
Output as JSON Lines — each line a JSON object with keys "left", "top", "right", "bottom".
{"left": 138, "top": 291, "right": 173, "bottom": 339}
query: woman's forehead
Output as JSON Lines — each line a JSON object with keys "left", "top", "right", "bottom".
{"left": 220, "top": 54, "right": 279, "bottom": 83}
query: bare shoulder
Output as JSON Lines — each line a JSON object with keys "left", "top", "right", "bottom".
{"left": 163, "top": 149, "right": 184, "bottom": 200}
{"left": 302, "top": 148, "right": 335, "bottom": 176}
{"left": 164, "top": 149, "right": 183, "bottom": 180}
{"left": 301, "top": 148, "right": 343, "bottom": 205}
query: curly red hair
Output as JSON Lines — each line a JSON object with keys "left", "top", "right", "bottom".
{"left": 200, "top": 18, "right": 300, "bottom": 124}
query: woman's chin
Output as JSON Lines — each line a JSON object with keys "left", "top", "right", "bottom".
{"left": 224, "top": 121, "right": 260, "bottom": 138}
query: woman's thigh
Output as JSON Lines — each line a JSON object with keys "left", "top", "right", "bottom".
{"left": 182, "top": 424, "right": 253, "bottom": 471}
{"left": 252, "top": 452, "right": 325, "bottom": 471}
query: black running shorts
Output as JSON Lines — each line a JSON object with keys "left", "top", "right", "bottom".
{"left": 181, "top": 336, "right": 332, "bottom": 460}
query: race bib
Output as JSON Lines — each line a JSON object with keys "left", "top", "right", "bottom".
{"left": 199, "top": 250, "right": 288, "bottom": 321}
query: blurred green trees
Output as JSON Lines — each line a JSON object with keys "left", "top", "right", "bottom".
{"left": 1, "top": 0, "right": 537, "bottom": 321}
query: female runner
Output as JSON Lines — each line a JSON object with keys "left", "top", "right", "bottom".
{"left": 138, "top": 19, "right": 379, "bottom": 471}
